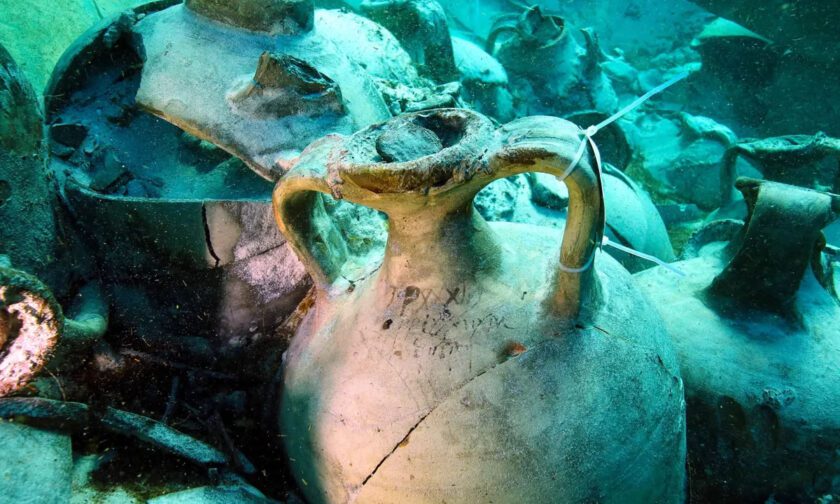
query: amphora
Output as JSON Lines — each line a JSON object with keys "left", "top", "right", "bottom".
{"left": 275, "top": 109, "right": 686, "bottom": 503}
{"left": 637, "top": 177, "right": 840, "bottom": 502}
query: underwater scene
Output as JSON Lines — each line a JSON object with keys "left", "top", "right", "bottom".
{"left": 0, "top": 0, "right": 839, "bottom": 503}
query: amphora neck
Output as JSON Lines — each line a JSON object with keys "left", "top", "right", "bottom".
{"left": 333, "top": 110, "right": 502, "bottom": 289}
{"left": 274, "top": 109, "right": 605, "bottom": 321}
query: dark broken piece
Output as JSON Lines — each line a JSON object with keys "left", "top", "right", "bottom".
{"left": 709, "top": 177, "right": 840, "bottom": 316}
{"left": 185, "top": 0, "right": 314, "bottom": 34}
{"left": 0, "top": 397, "right": 244, "bottom": 469}
{"left": 100, "top": 407, "right": 228, "bottom": 467}
{"left": 721, "top": 132, "right": 840, "bottom": 204}
{"left": 0, "top": 397, "right": 89, "bottom": 430}
{"left": 148, "top": 482, "right": 278, "bottom": 504}
{"left": 229, "top": 52, "right": 345, "bottom": 118}
{"left": 360, "top": 0, "right": 458, "bottom": 82}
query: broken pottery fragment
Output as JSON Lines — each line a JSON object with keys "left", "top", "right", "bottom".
{"left": 229, "top": 52, "right": 345, "bottom": 118}
{"left": 148, "top": 484, "right": 278, "bottom": 504}
{"left": 45, "top": 0, "right": 428, "bottom": 350}
{"left": 636, "top": 178, "right": 840, "bottom": 502}
{"left": 185, "top": 0, "right": 314, "bottom": 34}
{"left": 691, "top": 17, "right": 776, "bottom": 85}
{"left": 274, "top": 109, "right": 686, "bottom": 503}
{"left": 689, "top": 0, "right": 836, "bottom": 65}
{"left": 0, "top": 397, "right": 238, "bottom": 469}
{"left": 360, "top": 0, "right": 459, "bottom": 83}
{"left": 721, "top": 132, "right": 840, "bottom": 205}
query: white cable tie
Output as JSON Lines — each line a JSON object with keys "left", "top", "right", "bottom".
{"left": 561, "top": 72, "right": 690, "bottom": 183}
{"left": 557, "top": 134, "right": 590, "bottom": 182}
{"left": 558, "top": 248, "right": 597, "bottom": 274}
{"left": 592, "top": 72, "right": 689, "bottom": 133}
{"left": 601, "top": 236, "right": 685, "bottom": 277}
{"left": 554, "top": 73, "right": 690, "bottom": 277}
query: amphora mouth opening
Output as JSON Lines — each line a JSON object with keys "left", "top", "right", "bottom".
{"left": 336, "top": 109, "right": 495, "bottom": 194}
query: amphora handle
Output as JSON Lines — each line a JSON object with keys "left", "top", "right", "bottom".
{"left": 709, "top": 177, "right": 840, "bottom": 316}
{"left": 273, "top": 110, "right": 604, "bottom": 318}
{"left": 483, "top": 115, "right": 605, "bottom": 318}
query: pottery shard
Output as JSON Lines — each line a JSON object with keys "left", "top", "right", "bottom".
{"left": 230, "top": 52, "right": 344, "bottom": 118}
{"left": 99, "top": 407, "right": 228, "bottom": 467}
{"left": 148, "top": 484, "right": 275, "bottom": 504}
{"left": 0, "top": 398, "right": 89, "bottom": 430}
{"left": 254, "top": 53, "right": 334, "bottom": 95}
{"left": 375, "top": 121, "right": 443, "bottom": 163}
{"left": 0, "top": 398, "right": 232, "bottom": 469}
{"left": 185, "top": 0, "right": 313, "bottom": 34}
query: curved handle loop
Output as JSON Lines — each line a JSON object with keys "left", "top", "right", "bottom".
{"left": 483, "top": 116, "right": 605, "bottom": 318}
{"left": 274, "top": 73, "right": 689, "bottom": 309}
{"left": 709, "top": 177, "right": 840, "bottom": 317}
{"left": 273, "top": 136, "right": 359, "bottom": 290}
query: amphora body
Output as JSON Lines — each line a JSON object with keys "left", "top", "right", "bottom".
{"left": 637, "top": 178, "right": 840, "bottom": 502}
{"left": 274, "top": 109, "right": 686, "bottom": 503}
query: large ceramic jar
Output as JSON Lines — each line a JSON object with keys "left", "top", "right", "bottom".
{"left": 636, "top": 178, "right": 840, "bottom": 502}
{"left": 274, "top": 108, "right": 686, "bottom": 503}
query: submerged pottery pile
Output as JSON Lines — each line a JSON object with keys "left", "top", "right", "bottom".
{"left": 1, "top": 0, "right": 838, "bottom": 503}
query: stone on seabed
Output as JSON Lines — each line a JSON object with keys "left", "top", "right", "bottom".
{"left": 0, "top": 421, "right": 73, "bottom": 504}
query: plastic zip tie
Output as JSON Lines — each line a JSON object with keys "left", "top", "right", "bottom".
{"left": 560, "top": 72, "right": 690, "bottom": 183}
{"left": 592, "top": 72, "right": 689, "bottom": 133}
{"left": 601, "top": 236, "right": 686, "bottom": 276}
{"left": 556, "top": 73, "right": 689, "bottom": 274}
{"left": 558, "top": 134, "right": 590, "bottom": 182}
{"left": 557, "top": 248, "right": 597, "bottom": 273}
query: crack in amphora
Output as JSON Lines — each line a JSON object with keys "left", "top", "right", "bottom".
{"left": 343, "top": 322, "right": 678, "bottom": 503}
{"left": 346, "top": 337, "right": 556, "bottom": 503}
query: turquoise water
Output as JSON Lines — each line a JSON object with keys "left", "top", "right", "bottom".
{"left": 1, "top": 1, "right": 838, "bottom": 503}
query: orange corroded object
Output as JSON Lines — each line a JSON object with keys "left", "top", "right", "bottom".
{"left": 273, "top": 108, "right": 686, "bottom": 503}
{"left": 0, "top": 268, "right": 63, "bottom": 397}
